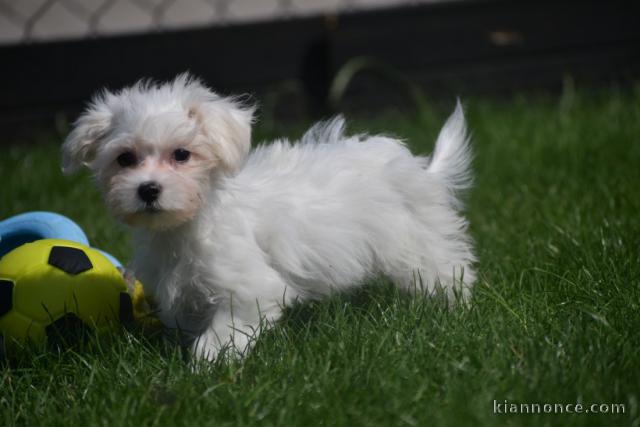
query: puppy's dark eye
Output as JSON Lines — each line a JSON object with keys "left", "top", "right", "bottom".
{"left": 173, "top": 148, "right": 191, "bottom": 162}
{"left": 116, "top": 151, "right": 137, "bottom": 167}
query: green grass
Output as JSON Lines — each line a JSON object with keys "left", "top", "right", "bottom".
{"left": 1, "top": 87, "right": 640, "bottom": 426}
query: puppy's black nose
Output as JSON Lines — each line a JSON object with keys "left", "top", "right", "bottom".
{"left": 138, "top": 181, "right": 162, "bottom": 203}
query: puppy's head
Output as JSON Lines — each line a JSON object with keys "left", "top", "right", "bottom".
{"left": 62, "top": 73, "right": 254, "bottom": 230}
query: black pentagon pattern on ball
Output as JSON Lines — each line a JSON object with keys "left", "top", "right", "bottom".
{"left": 45, "top": 313, "right": 89, "bottom": 348}
{"left": 48, "top": 246, "right": 93, "bottom": 275}
{"left": 0, "top": 280, "right": 14, "bottom": 317}
{"left": 119, "top": 293, "right": 134, "bottom": 324}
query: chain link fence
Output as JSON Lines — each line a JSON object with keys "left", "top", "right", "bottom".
{"left": 0, "top": 0, "right": 436, "bottom": 45}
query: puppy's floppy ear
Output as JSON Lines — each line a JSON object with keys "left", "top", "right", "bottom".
{"left": 61, "top": 94, "right": 113, "bottom": 175}
{"left": 192, "top": 93, "right": 255, "bottom": 175}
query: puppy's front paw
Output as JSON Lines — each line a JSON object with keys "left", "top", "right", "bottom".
{"left": 191, "top": 326, "right": 253, "bottom": 362}
{"left": 191, "top": 335, "right": 221, "bottom": 362}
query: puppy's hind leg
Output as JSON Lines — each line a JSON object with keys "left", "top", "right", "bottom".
{"left": 383, "top": 240, "right": 475, "bottom": 304}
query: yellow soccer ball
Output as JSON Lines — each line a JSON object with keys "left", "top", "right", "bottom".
{"left": 0, "top": 239, "right": 134, "bottom": 350}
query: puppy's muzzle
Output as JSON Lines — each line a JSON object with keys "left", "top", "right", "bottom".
{"left": 138, "top": 181, "right": 162, "bottom": 204}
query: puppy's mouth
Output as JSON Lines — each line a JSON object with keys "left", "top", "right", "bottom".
{"left": 143, "top": 203, "right": 162, "bottom": 214}
{"left": 115, "top": 197, "right": 198, "bottom": 231}
{"left": 121, "top": 204, "right": 194, "bottom": 231}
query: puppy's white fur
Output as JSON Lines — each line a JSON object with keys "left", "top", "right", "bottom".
{"left": 62, "top": 74, "right": 476, "bottom": 360}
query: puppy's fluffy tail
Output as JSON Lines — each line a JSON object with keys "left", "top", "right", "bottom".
{"left": 428, "top": 100, "right": 473, "bottom": 193}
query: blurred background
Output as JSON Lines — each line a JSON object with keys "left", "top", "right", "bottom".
{"left": 1, "top": 0, "right": 639, "bottom": 141}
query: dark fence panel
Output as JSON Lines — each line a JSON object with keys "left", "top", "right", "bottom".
{"left": 1, "top": 0, "right": 639, "bottom": 136}
{"left": 328, "top": 0, "right": 640, "bottom": 105}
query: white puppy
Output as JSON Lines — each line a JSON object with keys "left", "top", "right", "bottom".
{"left": 61, "top": 74, "right": 475, "bottom": 360}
